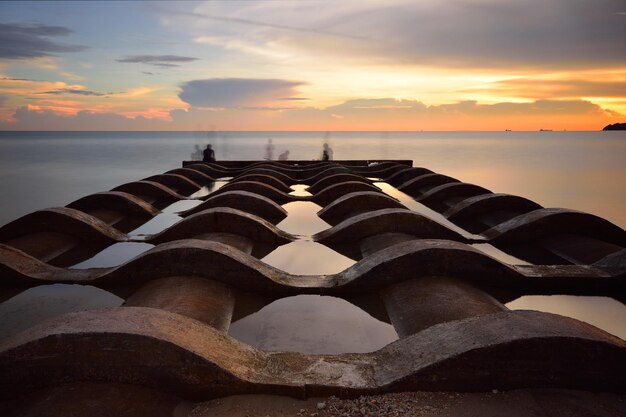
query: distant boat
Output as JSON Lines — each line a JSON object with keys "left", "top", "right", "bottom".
{"left": 539, "top": 129, "right": 553, "bottom": 131}
{"left": 505, "top": 129, "right": 512, "bottom": 131}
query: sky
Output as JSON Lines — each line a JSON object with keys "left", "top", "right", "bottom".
{"left": 0, "top": 0, "right": 624, "bottom": 131}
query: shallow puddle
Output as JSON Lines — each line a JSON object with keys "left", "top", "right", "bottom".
{"left": 277, "top": 201, "right": 330, "bottom": 236}
{"left": 189, "top": 180, "right": 229, "bottom": 198}
{"left": 262, "top": 240, "right": 355, "bottom": 275}
{"left": 70, "top": 242, "right": 154, "bottom": 268}
{"left": 128, "top": 213, "right": 182, "bottom": 238}
{"left": 507, "top": 295, "right": 626, "bottom": 339}
{"left": 288, "top": 184, "right": 312, "bottom": 197}
{"left": 0, "top": 284, "right": 123, "bottom": 342}
{"left": 161, "top": 199, "right": 203, "bottom": 213}
{"left": 229, "top": 295, "right": 398, "bottom": 353}
{"left": 374, "top": 182, "right": 482, "bottom": 239}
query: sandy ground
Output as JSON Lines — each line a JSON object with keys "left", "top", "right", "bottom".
{"left": 189, "top": 390, "right": 626, "bottom": 417}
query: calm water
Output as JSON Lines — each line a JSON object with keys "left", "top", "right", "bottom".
{"left": 0, "top": 131, "right": 624, "bottom": 228}
{"left": 0, "top": 131, "right": 624, "bottom": 348}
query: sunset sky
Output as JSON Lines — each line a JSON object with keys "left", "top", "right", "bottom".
{"left": 0, "top": 0, "right": 624, "bottom": 131}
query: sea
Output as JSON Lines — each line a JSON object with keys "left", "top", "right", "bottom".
{"left": 0, "top": 130, "right": 624, "bottom": 349}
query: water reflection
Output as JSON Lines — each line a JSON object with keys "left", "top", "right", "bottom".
{"left": 288, "top": 184, "right": 312, "bottom": 197}
{"left": 262, "top": 241, "right": 355, "bottom": 275}
{"left": 229, "top": 295, "right": 398, "bottom": 353}
{"left": 0, "top": 284, "right": 123, "bottom": 342}
{"left": 189, "top": 180, "right": 229, "bottom": 198}
{"left": 128, "top": 213, "right": 182, "bottom": 238}
{"left": 507, "top": 295, "right": 626, "bottom": 340}
{"left": 70, "top": 242, "right": 154, "bottom": 268}
{"left": 278, "top": 201, "right": 330, "bottom": 236}
{"left": 375, "top": 182, "right": 481, "bottom": 239}
{"left": 161, "top": 199, "right": 203, "bottom": 213}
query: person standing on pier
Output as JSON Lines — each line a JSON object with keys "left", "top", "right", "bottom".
{"left": 203, "top": 144, "right": 216, "bottom": 162}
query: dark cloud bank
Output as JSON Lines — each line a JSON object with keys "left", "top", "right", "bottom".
{"left": 0, "top": 23, "right": 85, "bottom": 59}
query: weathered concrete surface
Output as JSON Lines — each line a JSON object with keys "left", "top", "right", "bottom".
{"left": 112, "top": 180, "right": 186, "bottom": 203}
{"left": 317, "top": 192, "right": 406, "bottom": 225}
{"left": 307, "top": 173, "right": 371, "bottom": 194}
{"left": 166, "top": 167, "right": 215, "bottom": 184}
{"left": 232, "top": 168, "right": 294, "bottom": 185}
{"left": 397, "top": 173, "right": 459, "bottom": 196}
{"left": 311, "top": 182, "right": 385, "bottom": 206}
{"left": 381, "top": 276, "right": 507, "bottom": 337}
{"left": 203, "top": 181, "right": 295, "bottom": 205}
{"left": 142, "top": 173, "right": 202, "bottom": 194}
{"left": 67, "top": 191, "right": 160, "bottom": 219}
{"left": 181, "top": 190, "right": 287, "bottom": 224}
{"left": 416, "top": 182, "right": 492, "bottom": 211}
{"left": 314, "top": 208, "right": 468, "bottom": 259}
{"left": 147, "top": 207, "right": 294, "bottom": 250}
{"left": 384, "top": 167, "right": 433, "bottom": 186}
{"left": 444, "top": 193, "right": 543, "bottom": 232}
{"left": 1, "top": 239, "right": 624, "bottom": 297}
{"left": 125, "top": 277, "right": 235, "bottom": 331}
{"left": 0, "top": 308, "right": 622, "bottom": 400}
{"left": 231, "top": 174, "right": 291, "bottom": 192}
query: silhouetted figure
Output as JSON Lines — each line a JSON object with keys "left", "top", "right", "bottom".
{"left": 203, "top": 144, "right": 215, "bottom": 162}
{"left": 264, "top": 138, "right": 275, "bottom": 160}
{"left": 278, "top": 150, "right": 290, "bottom": 160}
{"left": 322, "top": 143, "right": 333, "bottom": 161}
{"left": 191, "top": 144, "right": 203, "bottom": 161}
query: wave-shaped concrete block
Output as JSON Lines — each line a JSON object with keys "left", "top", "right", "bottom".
{"left": 67, "top": 191, "right": 159, "bottom": 219}
{"left": 397, "top": 173, "right": 460, "bottom": 196}
{"left": 142, "top": 174, "right": 201, "bottom": 194}
{"left": 147, "top": 207, "right": 294, "bottom": 256}
{"left": 311, "top": 182, "right": 385, "bottom": 207}
{"left": 484, "top": 208, "right": 626, "bottom": 246}
{"left": 203, "top": 181, "right": 295, "bottom": 205}
{"left": 0, "top": 207, "right": 127, "bottom": 245}
{"left": 384, "top": 167, "right": 433, "bottom": 186}
{"left": 230, "top": 174, "right": 291, "bottom": 192}
{"left": 444, "top": 193, "right": 542, "bottom": 228}
{"left": 318, "top": 191, "right": 405, "bottom": 225}
{"left": 180, "top": 191, "right": 287, "bottom": 224}
{"left": 183, "top": 163, "right": 239, "bottom": 178}
{"left": 0, "top": 308, "right": 621, "bottom": 400}
{"left": 417, "top": 182, "right": 492, "bottom": 211}
{"left": 314, "top": 209, "right": 468, "bottom": 259}
{"left": 165, "top": 168, "right": 215, "bottom": 184}
{"left": 112, "top": 181, "right": 186, "bottom": 202}
{"left": 307, "top": 173, "right": 371, "bottom": 194}
{"left": 233, "top": 168, "right": 294, "bottom": 185}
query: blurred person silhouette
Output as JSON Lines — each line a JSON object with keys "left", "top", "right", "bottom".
{"left": 322, "top": 143, "right": 333, "bottom": 161}
{"left": 191, "top": 144, "right": 203, "bottom": 161}
{"left": 203, "top": 144, "right": 216, "bottom": 162}
{"left": 278, "top": 150, "right": 290, "bottom": 161}
{"left": 264, "top": 138, "right": 275, "bottom": 160}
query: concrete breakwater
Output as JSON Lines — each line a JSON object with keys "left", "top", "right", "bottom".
{"left": 0, "top": 159, "right": 624, "bottom": 415}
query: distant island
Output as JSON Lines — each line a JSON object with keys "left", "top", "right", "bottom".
{"left": 602, "top": 123, "right": 626, "bottom": 131}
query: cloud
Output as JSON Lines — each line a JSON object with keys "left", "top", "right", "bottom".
{"left": 168, "top": 0, "right": 625, "bottom": 70}
{"left": 466, "top": 78, "right": 626, "bottom": 99}
{"left": 0, "top": 23, "right": 85, "bottom": 59}
{"left": 39, "top": 88, "right": 110, "bottom": 96}
{"left": 178, "top": 78, "right": 305, "bottom": 107}
{"left": 116, "top": 54, "right": 199, "bottom": 68}
{"left": 0, "top": 94, "right": 7, "bottom": 106}
{"left": 1, "top": 97, "right": 621, "bottom": 131}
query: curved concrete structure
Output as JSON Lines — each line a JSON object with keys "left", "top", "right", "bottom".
{"left": 230, "top": 174, "right": 291, "bottom": 192}
{"left": 0, "top": 308, "right": 622, "bottom": 400}
{"left": 165, "top": 167, "right": 215, "bottom": 184}
{"left": 112, "top": 180, "right": 186, "bottom": 203}
{"left": 397, "top": 173, "right": 460, "bottom": 195}
{"left": 384, "top": 167, "right": 433, "bottom": 186}
{"left": 67, "top": 191, "right": 159, "bottom": 219}
{"left": 146, "top": 207, "right": 294, "bottom": 257}
{"left": 318, "top": 191, "right": 406, "bottom": 225}
{"left": 307, "top": 173, "right": 371, "bottom": 194}
{"left": 142, "top": 174, "right": 202, "bottom": 194}
{"left": 416, "top": 182, "right": 492, "bottom": 211}
{"left": 203, "top": 181, "right": 295, "bottom": 205}
{"left": 180, "top": 191, "right": 287, "bottom": 224}
{"left": 311, "top": 181, "right": 384, "bottom": 206}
